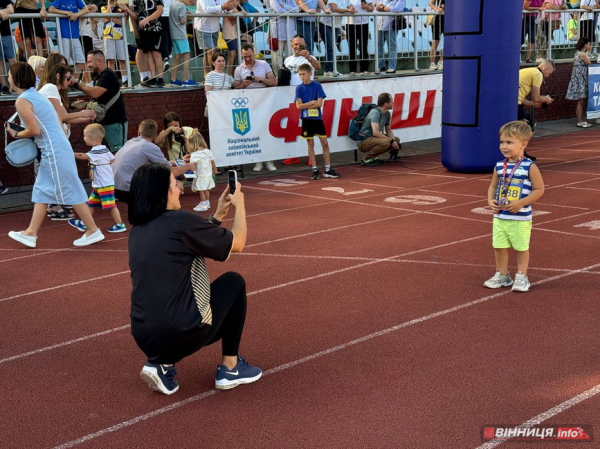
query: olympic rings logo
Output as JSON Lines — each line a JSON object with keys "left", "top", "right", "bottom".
{"left": 231, "top": 97, "right": 249, "bottom": 108}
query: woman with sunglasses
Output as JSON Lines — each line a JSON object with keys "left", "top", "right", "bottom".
{"left": 37, "top": 64, "right": 96, "bottom": 220}
{"left": 38, "top": 64, "right": 96, "bottom": 138}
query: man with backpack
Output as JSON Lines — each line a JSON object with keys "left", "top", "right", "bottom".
{"left": 356, "top": 93, "right": 401, "bottom": 166}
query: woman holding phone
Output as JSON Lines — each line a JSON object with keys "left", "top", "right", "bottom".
{"left": 128, "top": 163, "right": 261, "bottom": 394}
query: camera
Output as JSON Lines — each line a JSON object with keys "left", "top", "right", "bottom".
{"left": 245, "top": 75, "right": 254, "bottom": 81}
{"left": 174, "top": 132, "right": 186, "bottom": 146}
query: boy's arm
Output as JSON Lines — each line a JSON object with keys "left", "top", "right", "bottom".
{"left": 487, "top": 169, "right": 501, "bottom": 213}
{"left": 74, "top": 152, "right": 90, "bottom": 160}
{"left": 504, "top": 164, "right": 545, "bottom": 213}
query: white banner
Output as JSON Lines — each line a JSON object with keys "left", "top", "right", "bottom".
{"left": 207, "top": 75, "right": 443, "bottom": 166}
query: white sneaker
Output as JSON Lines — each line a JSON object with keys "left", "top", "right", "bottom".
{"left": 193, "top": 203, "right": 209, "bottom": 212}
{"left": 437, "top": 60, "right": 444, "bottom": 70}
{"left": 483, "top": 270, "right": 513, "bottom": 289}
{"left": 511, "top": 272, "right": 531, "bottom": 292}
{"left": 253, "top": 162, "right": 263, "bottom": 172}
{"left": 266, "top": 161, "right": 277, "bottom": 171}
{"left": 8, "top": 231, "right": 37, "bottom": 248}
{"left": 429, "top": 62, "right": 437, "bottom": 71}
{"left": 73, "top": 229, "right": 105, "bottom": 247}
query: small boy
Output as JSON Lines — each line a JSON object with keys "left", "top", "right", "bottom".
{"left": 295, "top": 63, "right": 340, "bottom": 180}
{"left": 484, "top": 121, "right": 544, "bottom": 293}
{"left": 169, "top": 0, "right": 197, "bottom": 86}
{"left": 68, "top": 124, "right": 127, "bottom": 233}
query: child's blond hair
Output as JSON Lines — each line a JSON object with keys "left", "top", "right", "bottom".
{"left": 84, "top": 123, "right": 105, "bottom": 143}
{"left": 499, "top": 121, "right": 533, "bottom": 142}
{"left": 186, "top": 128, "right": 207, "bottom": 153}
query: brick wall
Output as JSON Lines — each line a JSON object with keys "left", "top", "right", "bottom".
{"left": 0, "top": 64, "right": 577, "bottom": 187}
{"left": 0, "top": 88, "right": 209, "bottom": 187}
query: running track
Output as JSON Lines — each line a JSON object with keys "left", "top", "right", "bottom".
{"left": 1, "top": 131, "right": 599, "bottom": 448}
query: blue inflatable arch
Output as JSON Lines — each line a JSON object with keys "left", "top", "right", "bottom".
{"left": 441, "top": 1, "right": 522, "bottom": 173}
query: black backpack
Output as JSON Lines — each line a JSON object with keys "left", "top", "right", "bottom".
{"left": 278, "top": 66, "right": 291, "bottom": 86}
{"left": 348, "top": 103, "right": 377, "bottom": 141}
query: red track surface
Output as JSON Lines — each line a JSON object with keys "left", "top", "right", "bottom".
{"left": 1, "top": 131, "right": 599, "bottom": 449}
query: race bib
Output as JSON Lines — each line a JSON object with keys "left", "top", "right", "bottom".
{"left": 89, "top": 164, "right": 95, "bottom": 181}
{"left": 307, "top": 108, "right": 319, "bottom": 117}
{"left": 499, "top": 180, "right": 522, "bottom": 203}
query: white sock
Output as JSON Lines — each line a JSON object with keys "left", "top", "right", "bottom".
{"left": 142, "top": 71, "right": 150, "bottom": 79}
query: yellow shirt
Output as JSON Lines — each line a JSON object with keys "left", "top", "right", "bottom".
{"left": 518, "top": 67, "right": 543, "bottom": 105}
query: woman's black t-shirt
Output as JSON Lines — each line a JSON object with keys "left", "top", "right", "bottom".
{"left": 128, "top": 210, "right": 233, "bottom": 352}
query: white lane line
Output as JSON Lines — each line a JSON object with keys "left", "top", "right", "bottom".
{"left": 237, "top": 253, "right": 580, "bottom": 274}
{"left": 53, "top": 261, "right": 600, "bottom": 449}
{"left": 476, "top": 384, "right": 600, "bottom": 449}
{"left": 0, "top": 325, "right": 131, "bottom": 365}
{"left": 0, "top": 236, "right": 130, "bottom": 263}
{"left": 0, "top": 271, "right": 130, "bottom": 303}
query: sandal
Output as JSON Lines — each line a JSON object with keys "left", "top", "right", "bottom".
{"left": 50, "top": 209, "right": 75, "bottom": 220}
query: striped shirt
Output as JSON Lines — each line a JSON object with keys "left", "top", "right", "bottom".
{"left": 494, "top": 158, "right": 534, "bottom": 221}
{"left": 204, "top": 71, "right": 234, "bottom": 90}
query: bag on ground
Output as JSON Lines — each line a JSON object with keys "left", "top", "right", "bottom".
{"left": 348, "top": 103, "right": 377, "bottom": 141}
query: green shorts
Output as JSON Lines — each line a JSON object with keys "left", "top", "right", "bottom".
{"left": 492, "top": 218, "right": 532, "bottom": 252}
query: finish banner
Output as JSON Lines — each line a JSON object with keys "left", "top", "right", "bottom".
{"left": 587, "top": 65, "right": 600, "bottom": 119}
{"left": 206, "top": 75, "right": 443, "bottom": 166}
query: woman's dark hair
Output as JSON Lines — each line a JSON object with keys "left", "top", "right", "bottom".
{"left": 163, "top": 111, "right": 182, "bottom": 155}
{"left": 576, "top": 37, "right": 591, "bottom": 51}
{"left": 38, "top": 64, "right": 72, "bottom": 107}
{"left": 128, "top": 163, "right": 172, "bottom": 226}
{"left": 9, "top": 62, "right": 36, "bottom": 89}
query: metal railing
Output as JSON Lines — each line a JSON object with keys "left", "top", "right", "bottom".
{"left": 0, "top": 9, "right": 597, "bottom": 87}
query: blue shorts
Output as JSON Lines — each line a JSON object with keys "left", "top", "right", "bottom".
{"left": 2, "top": 35, "right": 16, "bottom": 61}
{"left": 226, "top": 38, "right": 238, "bottom": 51}
{"left": 172, "top": 38, "right": 190, "bottom": 55}
{"left": 201, "top": 31, "right": 219, "bottom": 49}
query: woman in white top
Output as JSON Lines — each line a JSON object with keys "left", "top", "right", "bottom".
{"left": 37, "top": 64, "right": 97, "bottom": 220}
{"left": 37, "top": 64, "right": 97, "bottom": 139}
{"left": 204, "top": 52, "right": 234, "bottom": 92}
{"left": 204, "top": 52, "right": 235, "bottom": 172}
{"left": 346, "top": 0, "right": 374, "bottom": 75}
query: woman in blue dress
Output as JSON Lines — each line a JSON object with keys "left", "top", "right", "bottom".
{"left": 6, "top": 63, "right": 105, "bottom": 248}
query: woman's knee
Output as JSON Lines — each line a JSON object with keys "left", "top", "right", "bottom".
{"left": 217, "top": 271, "right": 246, "bottom": 291}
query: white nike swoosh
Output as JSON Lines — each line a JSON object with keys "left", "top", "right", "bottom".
{"left": 160, "top": 365, "right": 169, "bottom": 375}
{"left": 225, "top": 370, "right": 239, "bottom": 376}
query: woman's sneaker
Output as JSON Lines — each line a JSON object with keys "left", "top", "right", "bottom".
{"left": 108, "top": 223, "right": 127, "bottom": 233}
{"left": 140, "top": 363, "right": 179, "bottom": 395}
{"left": 511, "top": 272, "right": 531, "bottom": 292}
{"left": 215, "top": 356, "right": 262, "bottom": 390}
{"left": 483, "top": 270, "right": 513, "bottom": 289}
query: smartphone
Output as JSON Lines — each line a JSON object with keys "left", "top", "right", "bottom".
{"left": 7, "top": 121, "right": 25, "bottom": 133}
{"left": 299, "top": 44, "right": 306, "bottom": 50}
{"left": 228, "top": 169, "right": 237, "bottom": 195}
{"left": 245, "top": 75, "right": 254, "bottom": 81}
